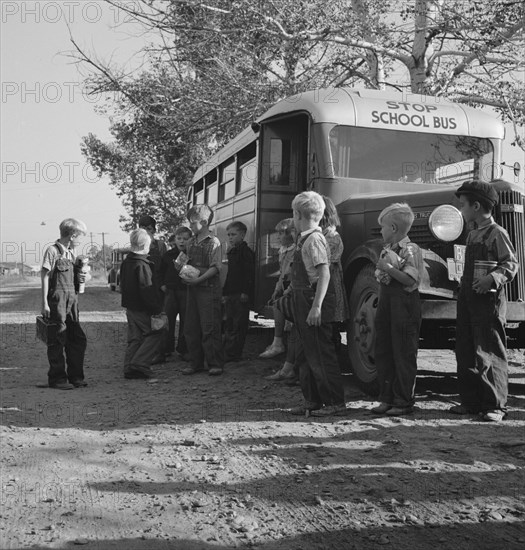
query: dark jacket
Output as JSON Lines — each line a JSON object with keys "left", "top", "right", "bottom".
{"left": 159, "top": 248, "right": 186, "bottom": 291}
{"left": 120, "top": 252, "right": 162, "bottom": 314}
{"left": 222, "top": 241, "right": 255, "bottom": 299}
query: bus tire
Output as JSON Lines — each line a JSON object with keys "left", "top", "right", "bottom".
{"left": 347, "top": 264, "right": 379, "bottom": 396}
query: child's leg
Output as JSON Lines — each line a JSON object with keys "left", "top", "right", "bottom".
{"left": 273, "top": 306, "right": 285, "bottom": 341}
{"left": 174, "top": 290, "right": 188, "bottom": 355}
{"left": 163, "top": 289, "right": 176, "bottom": 353}
{"left": 46, "top": 292, "right": 69, "bottom": 386}
{"left": 195, "top": 286, "right": 224, "bottom": 372}
{"left": 124, "top": 310, "right": 154, "bottom": 376}
{"left": 294, "top": 291, "right": 344, "bottom": 407}
{"left": 390, "top": 290, "right": 421, "bottom": 408}
{"left": 259, "top": 306, "right": 285, "bottom": 357}
{"left": 455, "top": 294, "right": 484, "bottom": 411}
{"left": 374, "top": 290, "right": 395, "bottom": 406}
{"left": 183, "top": 287, "right": 205, "bottom": 370}
{"left": 468, "top": 291, "right": 509, "bottom": 412}
{"left": 64, "top": 315, "right": 87, "bottom": 383}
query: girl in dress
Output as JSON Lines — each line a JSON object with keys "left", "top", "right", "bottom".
{"left": 320, "top": 196, "right": 350, "bottom": 352}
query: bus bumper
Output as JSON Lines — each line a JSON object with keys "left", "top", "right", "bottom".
{"left": 422, "top": 300, "right": 525, "bottom": 322}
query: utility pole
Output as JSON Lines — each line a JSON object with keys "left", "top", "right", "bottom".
{"left": 101, "top": 232, "right": 107, "bottom": 271}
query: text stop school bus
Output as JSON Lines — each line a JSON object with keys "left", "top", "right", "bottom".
{"left": 187, "top": 87, "right": 525, "bottom": 389}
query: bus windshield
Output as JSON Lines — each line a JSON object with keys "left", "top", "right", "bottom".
{"left": 329, "top": 126, "right": 494, "bottom": 184}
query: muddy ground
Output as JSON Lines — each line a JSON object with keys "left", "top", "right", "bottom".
{"left": 1, "top": 278, "right": 524, "bottom": 550}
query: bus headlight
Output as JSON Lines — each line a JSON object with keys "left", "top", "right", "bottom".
{"left": 428, "top": 205, "right": 464, "bottom": 242}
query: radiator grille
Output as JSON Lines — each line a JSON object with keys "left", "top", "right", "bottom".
{"left": 495, "top": 190, "right": 525, "bottom": 302}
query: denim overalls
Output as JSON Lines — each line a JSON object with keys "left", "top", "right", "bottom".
{"left": 291, "top": 230, "right": 344, "bottom": 408}
{"left": 47, "top": 245, "right": 87, "bottom": 385}
{"left": 456, "top": 225, "right": 508, "bottom": 412}
{"left": 374, "top": 252, "right": 421, "bottom": 408}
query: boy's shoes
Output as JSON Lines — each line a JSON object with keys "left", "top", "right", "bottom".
{"left": 371, "top": 403, "right": 392, "bottom": 414}
{"left": 482, "top": 410, "right": 506, "bottom": 422}
{"left": 285, "top": 376, "right": 300, "bottom": 386}
{"left": 208, "top": 368, "right": 223, "bottom": 376}
{"left": 49, "top": 382, "right": 75, "bottom": 390}
{"left": 310, "top": 403, "right": 348, "bottom": 417}
{"left": 259, "top": 344, "right": 285, "bottom": 358}
{"left": 265, "top": 370, "right": 295, "bottom": 381}
{"left": 449, "top": 404, "right": 477, "bottom": 415}
{"left": 71, "top": 380, "right": 88, "bottom": 388}
{"left": 124, "top": 370, "right": 151, "bottom": 380}
{"left": 386, "top": 406, "right": 414, "bottom": 416}
{"left": 181, "top": 366, "right": 204, "bottom": 375}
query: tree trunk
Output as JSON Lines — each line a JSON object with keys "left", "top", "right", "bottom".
{"left": 409, "top": 0, "right": 442, "bottom": 94}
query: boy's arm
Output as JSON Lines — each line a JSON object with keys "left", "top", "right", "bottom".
{"left": 41, "top": 268, "right": 51, "bottom": 318}
{"left": 307, "top": 263, "right": 330, "bottom": 326}
{"left": 376, "top": 259, "right": 416, "bottom": 287}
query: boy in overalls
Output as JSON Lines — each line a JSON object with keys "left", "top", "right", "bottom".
{"left": 181, "top": 204, "right": 224, "bottom": 376}
{"left": 451, "top": 180, "right": 519, "bottom": 422}
{"left": 40, "top": 218, "right": 88, "bottom": 389}
{"left": 289, "top": 191, "right": 346, "bottom": 417}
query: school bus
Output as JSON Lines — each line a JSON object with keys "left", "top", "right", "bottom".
{"left": 188, "top": 87, "right": 525, "bottom": 390}
{"left": 107, "top": 248, "right": 130, "bottom": 291}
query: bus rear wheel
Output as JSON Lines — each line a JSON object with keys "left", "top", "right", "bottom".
{"left": 347, "top": 264, "right": 379, "bottom": 395}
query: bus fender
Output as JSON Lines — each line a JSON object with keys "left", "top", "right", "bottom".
{"left": 342, "top": 240, "right": 383, "bottom": 286}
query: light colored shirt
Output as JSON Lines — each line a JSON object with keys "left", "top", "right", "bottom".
{"left": 41, "top": 241, "right": 75, "bottom": 272}
{"left": 299, "top": 228, "right": 330, "bottom": 285}
{"left": 390, "top": 236, "right": 424, "bottom": 292}
{"left": 187, "top": 232, "right": 222, "bottom": 272}
{"left": 467, "top": 217, "right": 519, "bottom": 288}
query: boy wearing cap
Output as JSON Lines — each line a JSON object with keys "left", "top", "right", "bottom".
{"left": 451, "top": 179, "right": 519, "bottom": 422}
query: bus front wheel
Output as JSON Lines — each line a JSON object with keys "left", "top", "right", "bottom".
{"left": 347, "top": 264, "right": 379, "bottom": 395}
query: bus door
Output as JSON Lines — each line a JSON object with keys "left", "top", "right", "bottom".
{"left": 255, "top": 114, "right": 309, "bottom": 312}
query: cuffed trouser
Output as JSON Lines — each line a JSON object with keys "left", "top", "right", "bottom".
{"left": 124, "top": 309, "right": 163, "bottom": 376}
{"left": 223, "top": 294, "right": 250, "bottom": 362}
{"left": 47, "top": 290, "right": 87, "bottom": 385}
{"left": 375, "top": 285, "right": 421, "bottom": 408}
{"left": 184, "top": 286, "right": 224, "bottom": 371}
{"left": 293, "top": 289, "right": 344, "bottom": 408}
{"left": 456, "top": 289, "right": 508, "bottom": 412}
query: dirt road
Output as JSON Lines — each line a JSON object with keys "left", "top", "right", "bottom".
{"left": 1, "top": 279, "right": 524, "bottom": 549}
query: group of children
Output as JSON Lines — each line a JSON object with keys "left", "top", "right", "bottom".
{"left": 40, "top": 181, "right": 519, "bottom": 422}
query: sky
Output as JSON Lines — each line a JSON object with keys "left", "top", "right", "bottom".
{"left": 1, "top": 1, "right": 524, "bottom": 266}
{"left": 1, "top": 0, "right": 151, "bottom": 264}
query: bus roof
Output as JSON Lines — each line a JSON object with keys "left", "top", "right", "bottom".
{"left": 258, "top": 87, "right": 505, "bottom": 139}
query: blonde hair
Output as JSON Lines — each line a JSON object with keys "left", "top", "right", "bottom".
{"left": 275, "top": 218, "right": 294, "bottom": 233}
{"left": 59, "top": 218, "right": 87, "bottom": 238}
{"left": 378, "top": 203, "right": 415, "bottom": 234}
{"left": 291, "top": 191, "right": 325, "bottom": 223}
{"left": 187, "top": 204, "right": 214, "bottom": 225}
{"left": 130, "top": 228, "right": 151, "bottom": 253}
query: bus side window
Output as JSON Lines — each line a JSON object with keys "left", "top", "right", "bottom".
{"left": 269, "top": 138, "right": 291, "bottom": 186}
{"left": 194, "top": 179, "right": 204, "bottom": 204}
{"left": 219, "top": 158, "right": 236, "bottom": 201}
{"left": 206, "top": 171, "right": 218, "bottom": 206}
{"left": 238, "top": 158, "right": 257, "bottom": 192}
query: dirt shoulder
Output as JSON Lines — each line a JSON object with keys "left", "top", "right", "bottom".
{"left": 1, "top": 281, "right": 524, "bottom": 549}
